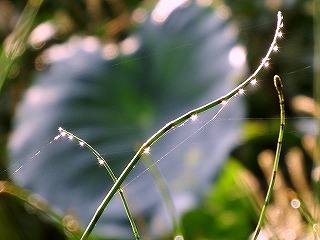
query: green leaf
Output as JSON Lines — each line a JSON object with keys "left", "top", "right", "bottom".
{"left": 9, "top": 2, "right": 245, "bottom": 238}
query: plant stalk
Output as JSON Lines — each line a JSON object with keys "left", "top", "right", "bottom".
{"left": 252, "top": 75, "right": 285, "bottom": 240}
{"left": 58, "top": 128, "right": 140, "bottom": 240}
{"left": 81, "top": 11, "right": 284, "bottom": 240}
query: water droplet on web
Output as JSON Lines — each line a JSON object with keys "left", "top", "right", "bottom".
{"left": 53, "top": 134, "right": 61, "bottom": 140}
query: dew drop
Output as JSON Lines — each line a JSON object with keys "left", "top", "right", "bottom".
{"left": 174, "top": 235, "right": 184, "bottom": 240}
{"left": 238, "top": 88, "right": 245, "bottom": 95}
{"left": 290, "top": 199, "right": 300, "bottom": 209}
{"left": 97, "top": 158, "right": 104, "bottom": 165}
{"left": 250, "top": 79, "right": 257, "bottom": 86}
{"left": 190, "top": 114, "right": 198, "bottom": 121}
{"left": 60, "top": 131, "right": 67, "bottom": 137}
{"left": 53, "top": 134, "right": 61, "bottom": 140}
{"left": 79, "top": 141, "right": 85, "bottom": 147}
{"left": 144, "top": 147, "right": 151, "bottom": 154}
{"left": 221, "top": 100, "right": 228, "bottom": 105}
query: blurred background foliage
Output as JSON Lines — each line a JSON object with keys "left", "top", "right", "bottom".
{"left": 0, "top": 0, "right": 316, "bottom": 239}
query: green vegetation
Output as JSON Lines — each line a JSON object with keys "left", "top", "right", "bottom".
{"left": 0, "top": 0, "right": 316, "bottom": 239}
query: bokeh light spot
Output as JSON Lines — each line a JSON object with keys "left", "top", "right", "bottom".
{"left": 151, "top": 0, "right": 189, "bottom": 23}
{"left": 119, "top": 36, "right": 140, "bottom": 55}
{"left": 229, "top": 45, "right": 246, "bottom": 68}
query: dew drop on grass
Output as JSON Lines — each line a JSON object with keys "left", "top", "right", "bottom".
{"left": 221, "top": 99, "right": 228, "bottom": 105}
{"left": 190, "top": 114, "right": 198, "bottom": 121}
{"left": 250, "top": 78, "right": 257, "bottom": 86}
{"left": 60, "top": 131, "right": 67, "bottom": 137}
{"left": 143, "top": 147, "right": 151, "bottom": 154}
{"left": 238, "top": 88, "right": 245, "bottom": 95}
{"left": 174, "top": 235, "right": 184, "bottom": 240}
{"left": 290, "top": 199, "right": 300, "bottom": 209}
{"left": 97, "top": 158, "right": 104, "bottom": 165}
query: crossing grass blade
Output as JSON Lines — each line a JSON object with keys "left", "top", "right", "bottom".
{"left": 57, "top": 128, "right": 140, "bottom": 240}
{"left": 141, "top": 154, "right": 184, "bottom": 238}
{"left": 252, "top": 75, "right": 285, "bottom": 240}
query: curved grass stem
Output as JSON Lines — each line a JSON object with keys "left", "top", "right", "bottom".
{"left": 252, "top": 75, "right": 285, "bottom": 240}
{"left": 80, "top": 11, "right": 284, "bottom": 240}
{"left": 58, "top": 128, "right": 140, "bottom": 240}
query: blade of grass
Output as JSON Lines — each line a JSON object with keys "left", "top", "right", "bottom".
{"left": 57, "top": 128, "right": 140, "bottom": 240}
{"left": 287, "top": 190, "right": 317, "bottom": 228}
{"left": 252, "top": 75, "right": 285, "bottom": 240}
{"left": 0, "top": 0, "right": 42, "bottom": 91}
{"left": 141, "top": 154, "right": 184, "bottom": 238}
{"left": 80, "top": 11, "right": 284, "bottom": 240}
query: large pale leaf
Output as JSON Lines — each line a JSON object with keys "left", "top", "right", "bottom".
{"left": 9, "top": 2, "right": 246, "bottom": 238}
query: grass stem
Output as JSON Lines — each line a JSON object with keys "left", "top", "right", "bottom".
{"left": 80, "top": 11, "right": 284, "bottom": 240}
{"left": 252, "top": 75, "right": 285, "bottom": 240}
{"left": 58, "top": 128, "right": 140, "bottom": 240}
{"left": 142, "top": 154, "right": 184, "bottom": 237}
